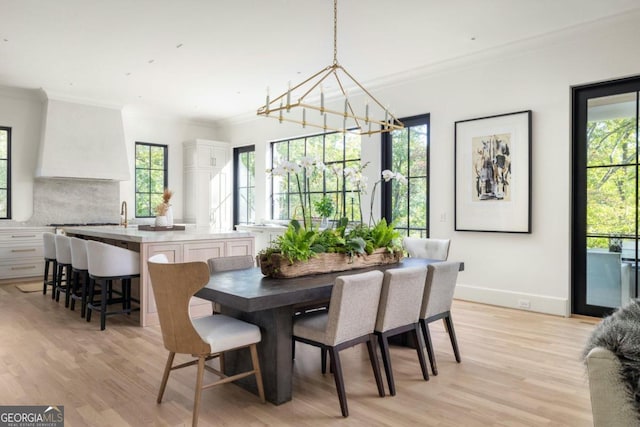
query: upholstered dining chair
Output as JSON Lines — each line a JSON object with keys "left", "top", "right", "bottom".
{"left": 402, "top": 237, "right": 450, "bottom": 261}
{"left": 69, "top": 237, "right": 90, "bottom": 317}
{"left": 42, "top": 232, "right": 57, "bottom": 297}
{"left": 54, "top": 234, "right": 73, "bottom": 307}
{"left": 147, "top": 254, "right": 265, "bottom": 427}
{"left": 374, "top": 266, "right": 430, "bottom": 395}
{"left": 420, "top": 261, "right": 462, "bottom": 376}
{"left": 292, "top": 270, "right": 385, "bottom": 417}
{"left": 207, "top": 255, "right": 254, "bottom": 314}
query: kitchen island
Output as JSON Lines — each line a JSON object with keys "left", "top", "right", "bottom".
{"left": 64, "top": 225, "right": 254, "bottom": 327}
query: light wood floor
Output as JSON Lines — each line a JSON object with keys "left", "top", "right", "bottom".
{"left": 0, "top": 282, "right": 598, "bottom": 426}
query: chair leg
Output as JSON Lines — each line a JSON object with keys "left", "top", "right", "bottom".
{"left": 55, "top": 263, "right": 63, "bottom": 302}
{"left": 81, "top": 271, "right": 89, "bottom": 318}
{"left": 328, "top": 347, "right": 348, "bottom": 417}
{"left": 366, "top": 335, "right": 385, "bottom": 397}
{"left": 420, "top": 319, "right": 438, "bottom": 376}
{"left": 43, "top": 260, "right": 50, "bottom": 295}
{"left": 70, "top": 270, "right": 78, "bottom": 311}
{"left": 445, "top": 314, "right": 461, "bottom": 363}
{"left": 157, "top": 351, "right": 175, "bottom": 403}
{"left": 64, "top": 265, "right": 72, "bottom": 308}
{"left": 377, "top": 332, "right": 396, "bottom": 396}
{"left": 51, "top": 260, "right": 58, "bottom": 300}
{"left": 249, "top": 344, "right": 266, "bottom": 403}
{"left": 219, "top": 353, "right": 225, "bottom": 374}
{"left": 86, "top": 278, "right": 95, "bottom": 322}
{"left": 193, "top": 356, "right": 206, "bottom": 427}
{"left": 321, "top": 348, "right": 328, "bottom": 374}
{"left": 412, "top": 324, "right": 429, "bottom": 381}
{"left": 100, "top": 280, "right": 108, "bottom": 331}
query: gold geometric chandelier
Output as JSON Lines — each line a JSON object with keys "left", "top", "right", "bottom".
{"left": 256, "top": 0, "right": 403, "bottom": 136}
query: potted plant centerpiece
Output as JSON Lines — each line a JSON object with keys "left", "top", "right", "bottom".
{"left": 259, "top": 160, "right": 405, "bottom": 278}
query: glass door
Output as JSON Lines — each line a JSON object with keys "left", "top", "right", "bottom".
{"left": 573, "top": 77, "right": 640, "bottom": 316}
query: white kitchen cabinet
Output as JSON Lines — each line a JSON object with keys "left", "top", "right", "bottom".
{"left": 235, "top": 225, "right": 286, "bottom": 256}
{"left": 183, "top": 139, "right": 231, "bottom": 230}
{"left": 0, "top": 227, "right": 54, "bottom": 281}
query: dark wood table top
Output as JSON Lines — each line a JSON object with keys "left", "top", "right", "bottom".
{"left": 196, "top": 258, "right": 464, "bottom": 313}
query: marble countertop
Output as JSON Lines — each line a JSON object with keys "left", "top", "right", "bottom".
{"left": 62, "top": 225, "right": 253, "bottom": 243}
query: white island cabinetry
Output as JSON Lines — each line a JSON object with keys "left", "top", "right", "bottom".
{"left": 0, "top": 227, "right": 53, "bottom": 282}
{"left": 64, "top": 226, "right": 253, "bottom": 326}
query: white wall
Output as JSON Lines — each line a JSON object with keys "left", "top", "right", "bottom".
{"left": 0, "top": 87, "right": 43, "bottom": 222}
{"left": 0, "top": 92, "right": 220, "bottom": 224}
{"left": 220, "top": 10, "right": 640, "bottom": 316}
{"left": 120, "top": 108, "right": 220, "bottom": 222}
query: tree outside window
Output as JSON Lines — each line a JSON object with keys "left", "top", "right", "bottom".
{"left": 135, "top": 142, "right": 168, "bottom": 217}
{"left": 0, "top": 127, "right": 10, "bottom": 219}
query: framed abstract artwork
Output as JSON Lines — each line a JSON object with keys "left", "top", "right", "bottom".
{"left": 454, "top": 110, "right": 532, "bottom": 233}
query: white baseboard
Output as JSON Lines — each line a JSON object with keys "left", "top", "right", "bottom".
{"left": 454, "top": 284, "right": 570, "bottom": 317}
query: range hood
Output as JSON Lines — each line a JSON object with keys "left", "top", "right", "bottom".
{"left": 35, "top": 95, "right": 130, "bottom": 181}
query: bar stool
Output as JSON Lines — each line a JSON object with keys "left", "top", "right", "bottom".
{"left": 42, "top": 232, "right": 57, "bottom": 297}
{"left": 54, "top": 234, "right": 73, "bottom": 307}
{"left": 86, "top": 240, "right": 140, "bottom": 331}
{"left": 69, "top": 237, "right": 90, "bottom": 317}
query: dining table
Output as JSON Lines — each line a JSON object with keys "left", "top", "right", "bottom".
{"left": 195, "top": 257, "right": 464, "bottom": 405}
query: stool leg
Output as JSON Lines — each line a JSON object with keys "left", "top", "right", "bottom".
{"left": 43, "top": 260, "right": 50, "bottom": 295}
{"left": 86, "top": 278, "right": 96, "bottom": 323}
{"left": 51, "top": 260, "right": 58, "bottom": 300}
{"left": 55, "top": 263, "right": 63, "bottom": 302}
{"left": 64, "top": 265, "right": 72, "bottom": 308}
{"left": 100, "top": 279, "right": 109, "bottom": 331}
{"left": 81, "top": 271, "right": 89, "bottom": 318}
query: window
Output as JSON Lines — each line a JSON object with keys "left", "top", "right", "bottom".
{"left": 0, "top": 127, "right": 10, "bottom": 219}
{"left": 135, "top": 142, "right": 168, "bottom": 217}
{"left": 271, "top": 131, "right": 361, "bottom": 222}
{"left": 381, "top": 114, "right": 430, "bottom": 237}
{"left": 572, "top": 76, "right": 640, "bottom": 317}
{"left": 234, "top": 145, "right": 255, "bottom": 226}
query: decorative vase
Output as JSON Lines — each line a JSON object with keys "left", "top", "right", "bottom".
{"left": 165, "top": 205, "right": 174, "bottom": 227}
{"left": 155, "top": 215, "right": 168, "bottom": 227}
{"left": 320, "top": 216, "right": 329, "bottom": 229}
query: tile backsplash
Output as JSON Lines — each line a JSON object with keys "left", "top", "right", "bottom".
{"left": 28, "top": 178, "right": 120, "bottom": 225}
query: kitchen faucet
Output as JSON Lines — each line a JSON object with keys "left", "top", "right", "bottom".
{"left": 120, "top": 201, "right": 128, "bottom": 228}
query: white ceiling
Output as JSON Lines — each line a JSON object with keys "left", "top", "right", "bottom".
{"left": 2, "top": 0, "right": 639, "bottom": 123}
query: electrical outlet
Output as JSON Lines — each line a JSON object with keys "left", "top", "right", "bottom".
{"left": 518, "top": 299, "right": 531, "bottom": 309}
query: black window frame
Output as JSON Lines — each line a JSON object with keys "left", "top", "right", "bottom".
{"left": 134, "top": 141, "right": 168, "bottom": 218}
{"left": 270, "top": 130, "right": 362, "bottom": 222}
{"left": 233, "top": 144, "right": 256, "bottom": 227}
{"left": 0, "top": 126, "right": 11, "bottom": 219}
{"left": 381, "top": 114, "right": 430, "bottom": 237}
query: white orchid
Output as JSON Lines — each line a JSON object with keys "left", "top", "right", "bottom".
{"left": 395, "top": 172, "right": 408, "bottom": 185}
{"left": 381, "top": 169, "right": 395, "bottom": 182}
{"left": 299, "top": 156, "right": 315, "bottom": 171}
{"left": 315, "top": 161, "right": 326, "bottom": 172}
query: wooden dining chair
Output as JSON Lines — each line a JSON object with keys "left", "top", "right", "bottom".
{"left": 402, "top": 237, "right": 450, "bottom": 260}
{"left": 147, "top": 254, "right": 265, "bottom": 427}
{"left": 420, "top": 261, "right": 462, "bottom": 376}
{"left": 292, "top": 270, "right": 385, "bottom": 417}
{"left": 374, "top": 266, "right": 430, "bottom": 395}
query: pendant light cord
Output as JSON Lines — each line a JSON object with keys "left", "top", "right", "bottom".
{"left": 333, "top": 0, "right": 338, "bottom": 65}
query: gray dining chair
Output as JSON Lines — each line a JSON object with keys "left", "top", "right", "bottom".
{"left": 420, "top": 261, "right": 462, "bottom": 375}
{"left": 292, "top": 270, "right": 385, "bottom": 417}
{"left": 374, "top": 266, "right": 430, "bottom": 395}
{"left": 207, "top": 255, "right": 254, "bottom": 314}
{"left": 403, "top": 237, "right": 450, "bottom": 260}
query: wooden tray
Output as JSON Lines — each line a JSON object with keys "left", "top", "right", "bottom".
{"left": 138, "top": 225, "right": 186, "bottom": 231}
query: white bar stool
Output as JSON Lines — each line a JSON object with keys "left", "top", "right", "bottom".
{"left": 54, "top": 234, "right": 73, "bottom": 307}
{"left": 86, "top": 240, "right": 140, "bottom": 330}
{"left": 69, "top": 237, "right": 90, "bottom": 317}
{"left": 42, "top": 232, "right": 57, "bottom": 297}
